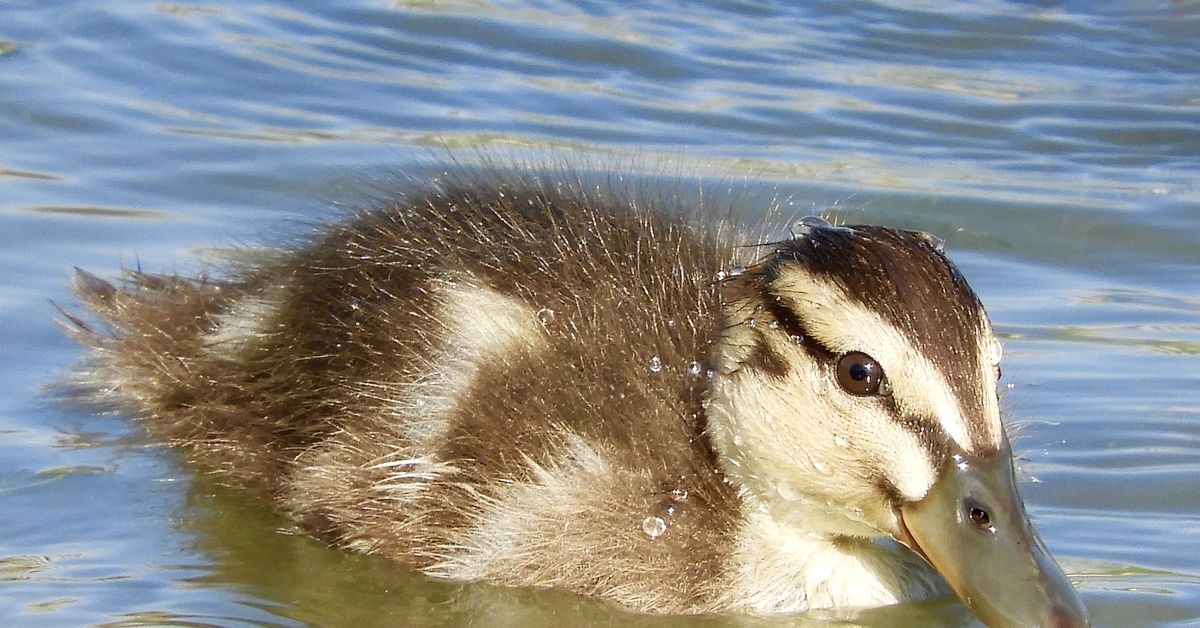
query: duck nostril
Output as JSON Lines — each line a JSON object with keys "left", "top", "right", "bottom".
{"left": 962, "top": 497, "right": 995, "bottom": 532}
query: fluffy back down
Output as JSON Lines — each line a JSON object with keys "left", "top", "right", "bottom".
{"left": 64, "top": 174, "right": 755, "bottom": 612}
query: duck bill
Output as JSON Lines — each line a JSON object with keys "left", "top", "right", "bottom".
{"left": 895, "top": 440, "right": 1089, "bottom": 628}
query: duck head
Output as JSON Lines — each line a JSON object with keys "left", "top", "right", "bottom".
{"left": 705, "top": 221, "right": 1087, "bottom": 628}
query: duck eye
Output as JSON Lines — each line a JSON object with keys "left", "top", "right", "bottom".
{"left": 836, "top": 352, "right": 886, "bottom": 396}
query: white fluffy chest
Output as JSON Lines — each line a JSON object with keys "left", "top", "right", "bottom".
{"left": 721, "top": 509, "right": 951, "bottom": 614}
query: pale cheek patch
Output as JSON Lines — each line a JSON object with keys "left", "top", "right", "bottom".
{"left": 772, "top": 270, "right": 1001, "bottom": 453}
{"left": 709, "top": 356, "right": 937, "bottom": 520}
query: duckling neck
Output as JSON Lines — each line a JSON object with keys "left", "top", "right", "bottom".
{"left": 721, "top": 503, "right": 949, "bottom": 613}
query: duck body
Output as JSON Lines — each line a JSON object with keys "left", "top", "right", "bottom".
{"left": 64, "top": 171, "right": 1087, "bottom": 626}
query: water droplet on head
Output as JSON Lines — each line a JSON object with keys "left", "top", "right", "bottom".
{"left": 745, "top": 318, "right": 757, "bottom": 330}
{"left": 834, "top": 435, "right": 849, "bottom": 448}
{"left": 920, "top": 232, "right": 947, "bottom": 253}
{"left": 705, "top": 368, "right": 716, "bottom": 379}
{"left": 731, "top": 434, "right": 743, "bottom": 447}
{"left": 793, "top": 216, "right": 832, "bottom": 237}
{"left": 687, "top": 361, "right": 702, "bottom": 377}
{"left": 642, "top": 516, "right": 667, "bottom": 539}
{"left": 535, "top": 307, "right": 556, "bottom": 326}
{"left": 649, "top": 355, "right": 662, "bottom": 373}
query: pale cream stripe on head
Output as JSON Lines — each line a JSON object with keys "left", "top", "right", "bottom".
{"left": 772, "top": 268, "right": 1002, "bottom": 454}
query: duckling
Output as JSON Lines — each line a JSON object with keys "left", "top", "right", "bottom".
{"left": 62, "top": 171, "right": 1088, "bottom": 628}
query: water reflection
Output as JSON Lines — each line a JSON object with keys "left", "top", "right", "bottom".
{"left": 176, "top": 480, "right": 979, "bottom": 628}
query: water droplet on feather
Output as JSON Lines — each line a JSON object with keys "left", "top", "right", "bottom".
{"left": 642, "top": 516, "right": 667, "bottom": 539}
{"left": 649, "top": 355, "right": 662, "bottom": 373}
{"left": 793, "top": 216, "right": 831, "bottom": 236}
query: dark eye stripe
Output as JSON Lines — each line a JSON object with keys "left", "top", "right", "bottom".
{"left": 761, "top": 292, "right": 808, "bottom": 343}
